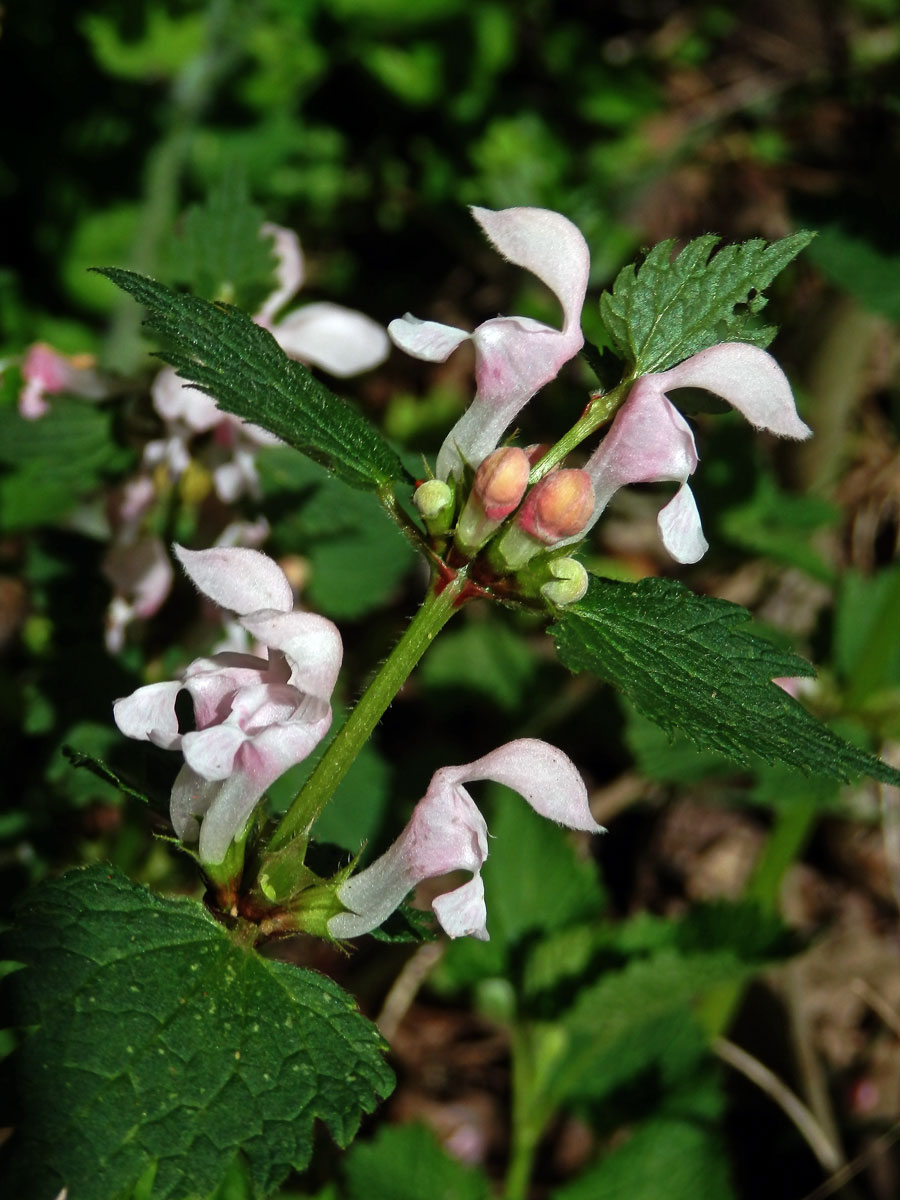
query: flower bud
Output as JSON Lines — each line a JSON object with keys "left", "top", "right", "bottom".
{"left": 540, "top": 558, "right": 589, "bottom": 606}
{"left": 518, "top": 470, "right": 595, "bottom": 543}
{"left": 455, "top": 447, "right": 529, "bottom": 555}
{"left": 414, "top": 479, "right": 454, "bottom": 521}
{"left": 496, "top": 470, "right": 594, "bottom": 569}
{"left": 414, "top": 479, "right": 455, "bottom": 538}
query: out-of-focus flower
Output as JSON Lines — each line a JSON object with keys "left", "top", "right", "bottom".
{"left": 113, "top": 546, "right": 342, "bottom": 864}
{"left": 389, "top": 207, "right": 590, "bottom": 482}
{"left": 18, "top": 343, "right": 106, "bottom": 420}
{"left": 329, "top": 738, "right": 602, "bottom": 941}
{"left": 148, "top": 222, "right": 390, "bottom": 502}
{"left": 582, "top": 343, "right": 812, "bottom": 563}
{"left": 102, "top": 535, "right": 174, "bottom": 654}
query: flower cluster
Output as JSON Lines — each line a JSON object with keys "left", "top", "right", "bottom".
{"left": 114, "top": 546, "right": 342, "bottom": 865}
{"left": 392, "top": 205, "right": 811, "bottom": 575}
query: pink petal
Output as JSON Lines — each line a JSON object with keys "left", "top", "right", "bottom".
{"left": 584, "top": 378, "right": 699, "bottom": 510}
{"left": 113, "top": 681, "right": 183, "bottom": 749}
{"left": 174, "top": 545, "right": 294, "bottom": 615}
{"left": 257, "top": 223, "right": 305, "bottom": 323}
{"left": 238, "top": 610, "right": 343, "bottom": 700}
{"left": 102, "top": 536, "right": 174, "bottom": 619}
{"left": 437, "top": 316, "right": 580, "bottom": 479}
{"left": 657, "top": 484, "right": 708, "bottom": 563}
{"left": 330, "top": 738, "right": 600, "bottom": 941}
{"left": 273, "top": 302, "right": 390, "bottom": 376}
{"left": 441, "top": 738, "right": 602, "bottom": 833}
{"left": 657, "top": 343, "right": 811, "bottom": 439}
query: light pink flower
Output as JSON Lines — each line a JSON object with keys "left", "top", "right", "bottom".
{"left": 113, "top": 546, "right": 342, "bottom": 864}
{"left": 18, "top": 343, "right": 106, "bottom": 420}
{"left": 582, "top": 343, "right": 812, "bottom": 563}
{"left": 389, "top": 207, "right": 590, "bottom": 482}
{"left": 148, "top": 222, "right": 389, "bottom": 500}
{"left": 102, "top": 535, "right": 175, "bottom": 654}
{"left": 329, "top": 738, "right": 603, "bottom": 941}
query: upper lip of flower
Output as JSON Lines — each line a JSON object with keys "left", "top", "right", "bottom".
{"left": 388, "top": 205, "right": 591, "bottom": 483}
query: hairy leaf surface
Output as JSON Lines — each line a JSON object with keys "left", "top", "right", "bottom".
{"left": 1, "top": 865, "right": 393, "bottom": 1200}
{"left": 551, "top": 576, "right": 900, "bottom": 785}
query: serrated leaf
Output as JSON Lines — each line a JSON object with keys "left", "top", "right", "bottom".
{"left": 94, "top": 268, "right": 411, "bottom": 493}
{"left": 1, "top": 865, "right": 393, "bottom": 1200}
{"left": 551, "top": 576, "right": 900, "bottom": 786}
{"left": 600, "top": 231, "right": 814, "bottom": 375}
{"left": 164, "top": 175, "right": 279, "bottom": 315}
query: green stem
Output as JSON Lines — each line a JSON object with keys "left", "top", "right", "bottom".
{"left": 267, "top": 570, "right": 467, "bottom": 851}
{"left": 529, "top": 380, "right": 631, "bottom": 484}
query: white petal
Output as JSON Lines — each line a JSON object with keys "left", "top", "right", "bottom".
{"left": 658, "top": 343, "right": 812, "bottom": 439}
{"left": 388, "top": 314, "right": 472, "bottom": 362}
{"left": 441, "top": 738, "right": 603, "bottom": 833}
{"left": 257, "top": 223, "right": 305, "bottom": 322}
{"left": 273, "top": 302, "right": 390, "bottom": 376}
{"left": 471, "top": 206, "right": 590, "bottom": 335}
{"left": 113, "top": 681, "right": 183, "bottom": 749}
{"left": 182, "top": 724, "right": 247, "bottom": 781}
{"left": 151, "top": 367, "right": 221, "bottom": 432}
{"left": 657, "top": 483, "right": 709, "bottom": 563}
{"left": 432, "top": 874, "right": 489, "bottom": 940}
{"left": 239, "top": 610, "right": 343, "bottom": 700}
{"left": 174, "top": 545, "right": 294, "bottom": 615}
{"left": 170, "top": 764, "right": 219, "bottom": 842}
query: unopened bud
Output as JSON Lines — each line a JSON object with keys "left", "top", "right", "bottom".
{"left": 473, "top": 447, "right": 530, "bottom": 520}
{"left": 518, "top": 470, "right": 595, "bottom": 544}
{"left": 496, "top": 471, "right": 595, "bottom": 570}
{"left": 540, "top": 558, "right": 589, "bottom": 606}
{"left": 414, "top": 479, "right": 454, "bottom": 521}
{"left": 455, "top": 447, "right": 529, "bottom": 555}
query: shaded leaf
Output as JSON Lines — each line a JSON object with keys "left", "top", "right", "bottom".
{"left": 1, "top": 865, "right": 393, "bottom": 1200}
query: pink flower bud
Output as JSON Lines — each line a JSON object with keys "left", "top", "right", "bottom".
{"left": 473, "top": 447, "right": 530, "bottom": 520}
{"left": 517, "top": 470, "right": 595, "bottom": 545}
{"left": 455, "top": 447, "right": 529, "bottom": 554}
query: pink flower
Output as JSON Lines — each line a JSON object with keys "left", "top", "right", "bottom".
{"left": 389, "top": 207, "right": 590, "bottom": 482}
{"left": 329, "top": 739, "right": 603, "bottom": 941}
{"left": 18, "top": 343, "right": 106, "bottom": 420}
{"left": 582, "top": 343, "right": 812, "bottom": 563}
{"left": 113, "top": 546, "right": 342, "bottom": 864}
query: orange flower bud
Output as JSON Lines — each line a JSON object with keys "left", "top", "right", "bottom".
{"left": 472, "top": 447, "right": 530, "bottom": 521}
{"left": 516, "top": 470, "right": 594, "bottom": 545}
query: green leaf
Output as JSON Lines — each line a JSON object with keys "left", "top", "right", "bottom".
{"left": 599, "top": 231, "right": 814, "bottom": 375}
{"left": 719, "top": 474, "right": 838, "bottom": 584}
{"left": 342, "top": 1123, "right": 491, "bottom": 1200}
{"left": 551, "top": 575, "right": 900, "bottom": 786}
{"left": 0, "top": 398, "right": 132, "bottom": 530}
{"left": 557, "top": 950, "right": 747, "bottom": 1104}
{"left": 1, "top": 865, "right": 393, "bottom": 1200}
{"left": 163, "top": 175, "right": 280, "bottom": 315}
{"left": 94, "top": 268, "right": 411, "bottom": 493}
{"left": 808, "top": 225, "right": 900, "bottom": 321}
{"left": 552, "top": 1115, "right": 736, "bottom": 1200}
